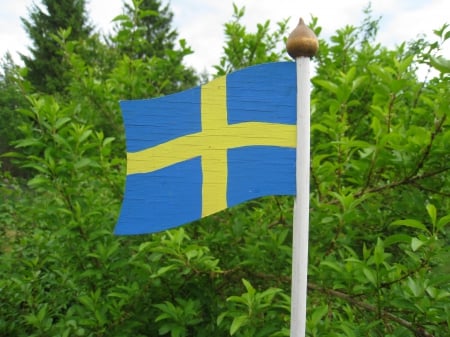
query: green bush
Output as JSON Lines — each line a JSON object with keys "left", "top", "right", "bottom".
{"left": 1, "top": 5, "right": 449, "bottom": 337}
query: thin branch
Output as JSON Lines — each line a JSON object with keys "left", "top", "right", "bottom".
{"left": 386, "top": 92, "right": 397, "bottom": 133}
{"left": 356, "top": 166, "right": 450, "bottom": 198}
{"left": 308, "top": 282, "right": 436, "bottom": 337}
{"left": 409, "top": 114, "right": 447, "bottom": 178}
{"left": 411, "top": 181, "right": 450, "bottom": 197}
{"left": 322, "top": 167, "right": 449, "bottom": 209}
{"left": 361, "top": 145, "right": 378, "bottom": 194}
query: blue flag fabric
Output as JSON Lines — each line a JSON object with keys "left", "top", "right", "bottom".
{"left": 115, "top": 62, "right": 297, "bottom": 235}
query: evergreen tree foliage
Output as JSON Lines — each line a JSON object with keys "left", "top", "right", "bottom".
{"left": 21, "top": 0, "right": 92, "bottom": 93}
{"left": 112, "top": 0, "right": 177, "bottom": 59}
{"left": 0, "top": 54, "right": 28, "bottom": 174}
{"left": 108, "top": 0, "right": 198, "bottom": 95}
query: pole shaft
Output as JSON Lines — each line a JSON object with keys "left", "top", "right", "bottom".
{"left": 290, "top": 56, "right": 311, "bottom": 337}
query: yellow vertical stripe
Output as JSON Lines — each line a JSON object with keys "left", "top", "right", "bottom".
{"left": 201, "top": 76, "right": 228, "bottom": 217}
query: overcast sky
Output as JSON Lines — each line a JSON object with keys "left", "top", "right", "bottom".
{"left": 1, "top": 0, "right": 449, "bottom": 74}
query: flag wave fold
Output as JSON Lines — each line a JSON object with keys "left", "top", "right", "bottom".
{"left": 115, "top": 62, "right": 297, "bottom": 235}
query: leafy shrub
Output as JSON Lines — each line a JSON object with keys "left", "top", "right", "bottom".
{"left": 1, "top": 5, "right": 449, "bottom": 337}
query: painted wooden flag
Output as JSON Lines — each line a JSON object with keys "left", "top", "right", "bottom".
{"left": 115, "top": 62, "right": 297, "bottom": 235}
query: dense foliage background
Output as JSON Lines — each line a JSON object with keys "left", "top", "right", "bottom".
{"left": 1, "top": 1, "right": 449, "bottom": 336}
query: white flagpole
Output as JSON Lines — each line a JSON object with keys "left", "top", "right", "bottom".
{"left": 286, "top": 18, "right": 318, "bottom": 337}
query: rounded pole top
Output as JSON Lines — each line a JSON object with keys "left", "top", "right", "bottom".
{"left": 286, "top": 18, "right": 319, "bottom": 58}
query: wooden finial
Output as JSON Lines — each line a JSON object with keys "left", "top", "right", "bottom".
{"left": 286, "top": 18, "right": 319, "bottom": 58}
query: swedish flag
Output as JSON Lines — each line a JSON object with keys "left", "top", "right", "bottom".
{"left": 115, "top": 62, "right": 297, "bottom": 235}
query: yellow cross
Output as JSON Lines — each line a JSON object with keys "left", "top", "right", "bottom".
{"left": 126, "top": 75, "right": 296, "bottom": 218}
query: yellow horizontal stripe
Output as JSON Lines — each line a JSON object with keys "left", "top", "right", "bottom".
{"left": 127, "top": 122, "right": 296, "bottom": 175}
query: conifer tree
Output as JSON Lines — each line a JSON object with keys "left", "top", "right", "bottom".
{"left": 0, "top": 54, "right": 28, "bottom": 174}
{"left": 113, "top": 0, "right": 177, "bottom": 60}
{"left": 111, "top": 0, "right": 198, "bottom": 94}
{"left": 21, "top": 0, "right": 92, "bottom": 93}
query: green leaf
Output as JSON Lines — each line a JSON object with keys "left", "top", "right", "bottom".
{"left": 230, "top": 315, "right": 248, "bottom": 335}
{"left": 102, "top": 137, "right": 115, "bottom": 147}
{"left": 411, "top": 237, "right": 424, "bottom": 252}
{"left": 14, "top": 138, "right": 42, "bottom": 148}
{"left": 139, "top": 9, "right": 158, "bottom": 19}
{"left": 363, "top": 268, "right": 377, "bottom": 287}
{"left": 152, "top": 265, "right": 177, "bottom": 278}
{"left": 78, "top": 129, "right": 93, "bottom": 144}
{"left": 241, "top": 278, "right": 255, "bottom": 295}
{"left": 74, "top": 158, "right": 95, "bottom": 170}
{"left": 430, "top": 56, "right": 450, "bottom": 73}
{"left": 27, "top": 176, "right": 50, "bottom": 188}
{"left": 310, "top": 304, "right": 328, "bottom": 326}
{"left": 397, "top": 55, "right": 414, "bottom": 73}
{"left": 352, "top": 75, "right": 368, "bottom": 91}
{"left": 313, "top": 79, "right": 339, "bottom": 94}
{"left": 391, "top": 219, "right": 429, "bottom": 233}
{"left": 338, "top": 324, "right": 358, "bottom": 337}
{"left": 112, "top": 14, "right": 130, "bottom": 22}
{"left": 426, "top": 203, "right": 437, "bottom": 231}
{"left": 373, "top": 238, "right": 385, "bottom": 266}
{"left": 54, "top": 116, "right": 71, "bottom": 130}
{"left": 384, "top": 234, "right": 412, "bottom": 247}
{"left": 216, "top": 312, "right": 227, "bottom": 326}
{"left": 37, "top": 303, "right": 48, "bottom": 322}
{"left": 407, "top": 277, "right": 423, "bottom": 297}
{"left": 437, "top": 214, "right": 450, "bottom": 231}
{"left": 320, "top": 260, "right": 343, "bottom": 273}
{"left": 78, "top": 295, "right": 96, "bottom": 312}
{"left": 227, "top": 295, "right": 248, "bottom": 306}
{"left": 23, "top": 163, "right": 50, "bottom": 175}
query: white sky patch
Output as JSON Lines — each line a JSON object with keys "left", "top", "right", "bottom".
{"left": 0, "top": 1, "right": 30, "bottom": 58}
{"left": 372, "top": 0, "right": 449, "bottom": 46}
{"left": 0, "top": 0, "right": 449, "bottom": 74}
{"left": 86, "top": 0, "right": 123, "bottom": 34}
